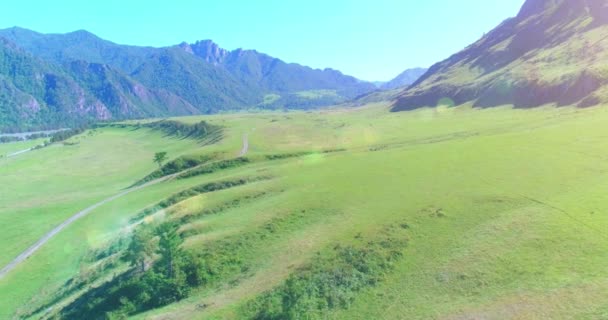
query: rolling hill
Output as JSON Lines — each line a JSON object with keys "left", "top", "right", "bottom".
{"left": 393, "top": 0, "right": 608, "bottom": 111}
{"left": 0, "top": 27, "right": 375, "bottom": 131}
{"left": 3, "top": 102, "right": 608, "bottom": 319}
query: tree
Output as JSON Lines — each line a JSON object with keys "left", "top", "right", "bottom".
{"left": 154, "top": 152, "right": 168, "bottom": 168}
{"left": 155, "top": 223, "right": 184, "bottom": 278}
{"left": 123, "top": 225, "right": 155, "bottom": 273}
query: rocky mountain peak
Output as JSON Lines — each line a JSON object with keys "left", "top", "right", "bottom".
{"left": 188, "top": 40, "right": 229, "bottom": 64}
{"left": 178, "top": 41, "right": 194, "bottom": 54}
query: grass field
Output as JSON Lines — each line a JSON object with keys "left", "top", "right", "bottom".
{"left": 2, "top": 102, "right": 608, "bottom": 319}
{"left": 0, "top": 138, "right": 47, "bottom": 157}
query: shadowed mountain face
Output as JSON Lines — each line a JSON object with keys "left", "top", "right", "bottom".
{"left": 0, "top": 38, "right": 109, "bottom": 131}
{"left": 381, "top": 68, "right": 428, "bottom": 90}
{"left": 0, "top": 28, "right": 375, "bottom": 131}
{"left": 393, "top": 0, "right": 608, "bottom": 111}
{"left": 179, "top": 40, "right": 374, "bottom": 98}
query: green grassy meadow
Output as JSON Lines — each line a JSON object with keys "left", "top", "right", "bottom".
{"left": 0, "top": 138, "right": 47, "bottom": 157}
{"left": 2, "top": 103, "right": 608, "bottom": 319}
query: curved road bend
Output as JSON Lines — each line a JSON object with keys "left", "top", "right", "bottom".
{"left": 0, "top": 135, "right": 250, "bottom": 280}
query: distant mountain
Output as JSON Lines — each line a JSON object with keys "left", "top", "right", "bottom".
{"left": 0, "top": 27, "right": 375, "bottom": 131}
{"left": 393, "top": 0, "right": 608, "bottom": 111}
{"left": 179, "top": 40, "right": 374, "bottom": 102}
{"left": 381, "top": 67, "right": 427, "bottom": 90}
{"left": 0, "top": 38, "right": 108, "bottom": 131}
{"left": 66, "top": 60, "right": 199, "bottom": 117}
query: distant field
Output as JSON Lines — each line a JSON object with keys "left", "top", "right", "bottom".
{"left": 2, "top": 103, "right": 608, "bottom": 319}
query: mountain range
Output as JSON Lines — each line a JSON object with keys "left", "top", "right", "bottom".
{"left": 0, "top": 27, "right": 375, "bottom": 131}
{"left": 4, "top": 0, "right": 605, "bottom": 131}
{"left": 393, "top": 0, "right": 608, "bottom": 111}
{"left": 380, "top": 67, "right": 428, "bottom": 90}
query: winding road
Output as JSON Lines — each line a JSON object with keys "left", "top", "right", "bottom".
{"left": 0, "top": 134, "right": 250, "bottom": 280}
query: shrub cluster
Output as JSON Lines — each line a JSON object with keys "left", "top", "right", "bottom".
{"left": 145, "top": 120, "right": 220, "bottom": 140}
{"left": 59, "top": 223, "right": 196, "bottom": 319}
{"left": 49, "top": 127, "right": 87, "bottom": 143}
{"left": 176, "top": 157, "right": 250, "bottom": 180}
{"left": 243, "top": 224, "right": 409, "bottom": 319}
{"left": 132, "top": 154, "right": 215, "bottom": 187}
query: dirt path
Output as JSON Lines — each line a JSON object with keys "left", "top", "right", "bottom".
{"left": 0, "top": 176, "right": 169, "bottom": 280}
{"left": 0, "top": 136, "right": 250, "bottom": 280}
{"left": 6, "top": 148, "right": 33, "bottom": 158}
{"left": 238, "top": 134, "right": 249, "bottom": 157}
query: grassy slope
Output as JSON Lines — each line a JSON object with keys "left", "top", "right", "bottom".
{"left": 143, "top": 104, "right": 608, "bottom": 319}
{"left": 2, "top": 103, "right": 608, "bottom": 319}
{"left": 0, "top": 138, "right": 46, "bottom": 157}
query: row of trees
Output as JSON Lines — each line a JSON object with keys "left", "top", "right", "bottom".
{"left": 49, "top": 127, "right": 87, "bottom": 143}
{"left": 146, "top": 120, "right": 218, "bottom": 139}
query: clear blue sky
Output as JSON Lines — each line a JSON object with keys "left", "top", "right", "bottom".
{"left": 0, "top": 0, "right": 524, "bottom": 81}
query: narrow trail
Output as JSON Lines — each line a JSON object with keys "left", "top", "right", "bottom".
{"left": 238, "top": 134, "right": 249, "bottom": 157}
{"left": 0, "top": 135, "right": 250, "bottom": 280}
{"left": 6, "top": 148, "right": 33, "bottom": 158}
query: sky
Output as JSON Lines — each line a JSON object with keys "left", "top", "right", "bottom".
{"left": 0, "top": 0, "right": 524, "bottom": 81}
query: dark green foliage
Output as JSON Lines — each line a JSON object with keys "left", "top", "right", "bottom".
{"left": 132, "top": 154, "right": 214, "bottom": 187}
{"left": 0, "top": 136, "right": 22, "bottom": 143}
{"left": 37, "top": 170, "right": 408, "bottom": 320}
{"left": 155, "top": 223, "right": 184, "bottom": 278}
{"left": 176, "top": 157, "right": 250, "bottom": 179}
{"left": 243, "top": 224, "right": 409, "bottom": 319}
{"left": 153, "top": 151, "right": 168, "bottom": 168}
{"left": 144, "top": 119, "right": 220, "bottom": 140}
{"left": 60, "top": 222, "right": 193, "bottom": 319}
{"left": 0, "top": 131, "right": 53, "bottom": 143}
{"left": 123, "top": 226, "right": 155, "bottom": 273}
{"left": 130, "top": 177, "right": 268, "bottom": 223}
{"left": 49, "top": 126, "right": 86, "bottom": 143}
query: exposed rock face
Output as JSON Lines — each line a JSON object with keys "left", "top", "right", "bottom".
{"left": 393, "top": 0, "right": 608, "bottom": 111}
{"left": 188, "top": 40, "right": 229, "bottom": 64}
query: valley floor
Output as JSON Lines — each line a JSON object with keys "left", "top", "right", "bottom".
{"left": 1, "top": 102, "right": 608, "bottom": 319}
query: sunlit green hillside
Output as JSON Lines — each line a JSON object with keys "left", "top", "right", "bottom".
{"left": 1, "top": 102, "right": 608, "bottom": 319}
